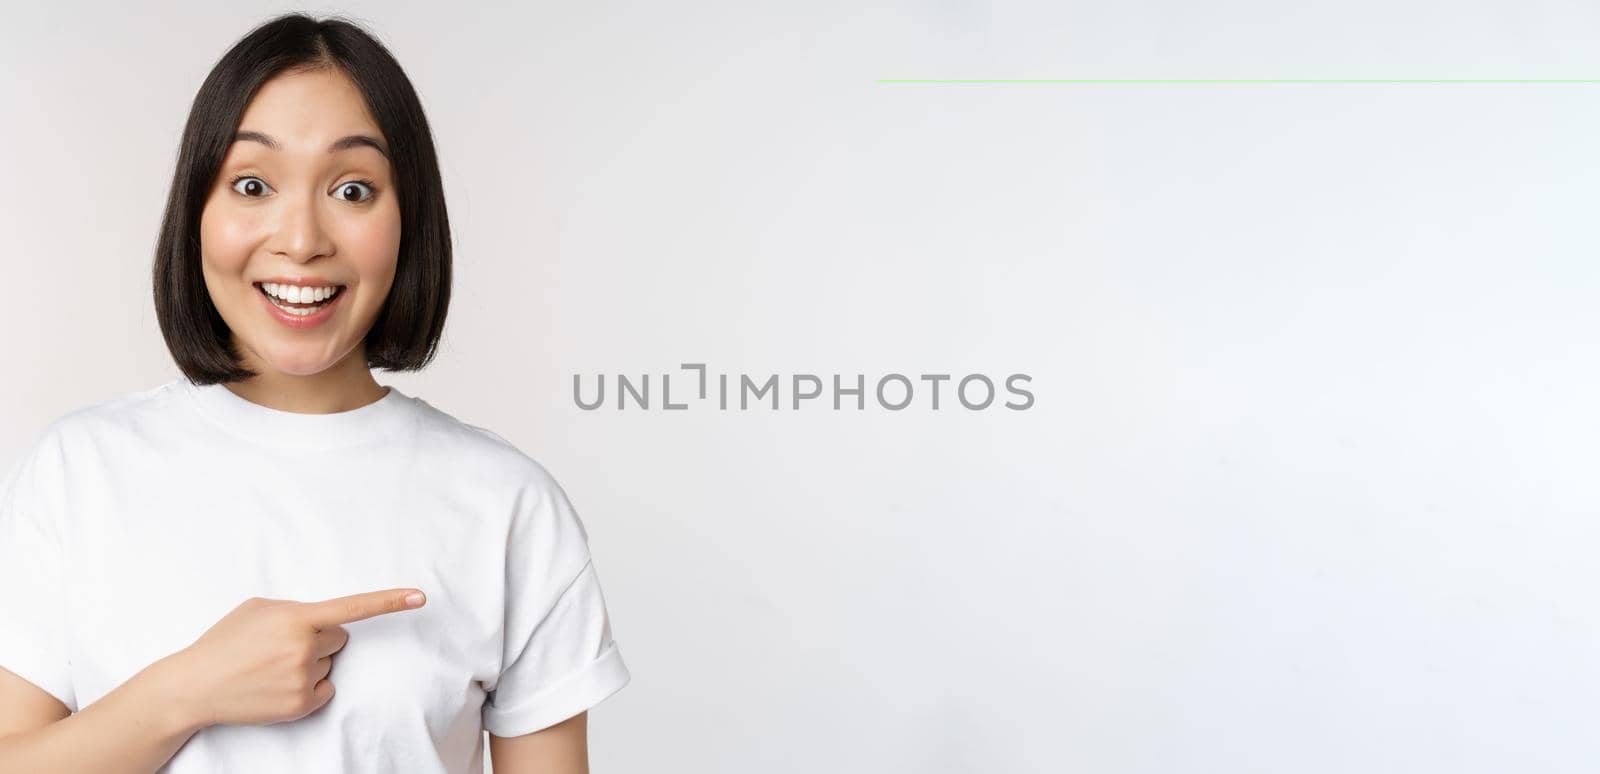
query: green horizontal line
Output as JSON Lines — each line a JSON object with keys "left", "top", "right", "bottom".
{"left": 878, "top": 79, "right": 1600, "bottom": 84}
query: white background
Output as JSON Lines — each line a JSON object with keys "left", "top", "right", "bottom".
{"left": 3, "top": 2, "right": 1598, "bottom": 772}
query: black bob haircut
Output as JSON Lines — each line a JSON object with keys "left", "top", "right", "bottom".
{"left": 153, "top": 12, "right": 450, "bottom": 385}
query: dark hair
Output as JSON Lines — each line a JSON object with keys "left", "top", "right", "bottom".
{"left": 153, "top": 12, "right": 450, "bottom": 385}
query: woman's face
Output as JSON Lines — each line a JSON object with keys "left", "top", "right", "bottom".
{"left": 199, "top": 66, "right": 401, "bottom": 379}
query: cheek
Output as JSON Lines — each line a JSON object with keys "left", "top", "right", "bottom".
{"left": 198, "top": 199, "right": 259, "bottom": 270}
{"left": 334, "top": 205, "right": 403, "bottom": 276}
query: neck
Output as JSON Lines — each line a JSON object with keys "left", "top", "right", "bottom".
{"left": 222, "top": 343, "right": 388, "bottom": 414}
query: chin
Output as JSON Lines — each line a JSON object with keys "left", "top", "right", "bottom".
{"left": 257, "top": 351, "right": 340, "bottom": 377}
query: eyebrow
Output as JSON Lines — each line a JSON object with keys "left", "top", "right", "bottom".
{"left": 232, "top": 130, "right": 389, "bottom": 159}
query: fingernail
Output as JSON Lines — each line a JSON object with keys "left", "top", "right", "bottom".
{"left": 405, "top": 592, "right": 425, "bottom": 606}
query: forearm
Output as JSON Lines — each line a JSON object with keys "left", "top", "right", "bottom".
{"left": 0, "top": 653, "right": 206, "bottom": 774}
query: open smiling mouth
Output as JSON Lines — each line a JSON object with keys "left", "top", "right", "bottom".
{"left": 253, "top": 282, "right": 347, "bottom": 317}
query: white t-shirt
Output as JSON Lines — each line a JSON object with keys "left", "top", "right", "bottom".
{"left": 0, "top": 378, "right": 631, "bottom": 772}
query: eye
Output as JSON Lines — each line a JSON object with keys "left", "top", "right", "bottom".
{"left": 229, "top": 175, "right": 272, "bottom": 198}
{"left": 335, "top": 180, "right": 377, "bottom": 203}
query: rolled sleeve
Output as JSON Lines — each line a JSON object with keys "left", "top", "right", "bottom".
{"left": 482, "top": 559, "right": 631, "bottom": 737}
{"left": 482, "top": 463, "right": 631, "bottom": 738}
{"left": 0, "top": 434, "right": 77, "bottom": 712}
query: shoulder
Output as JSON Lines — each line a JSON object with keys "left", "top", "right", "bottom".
{"left": 405, "top": 399, "right": 595, "bottom": 556}
{"left": 3, "top": 381, "right": 181, "bottom": 518}
{"left": 7, "top": 380, "right": 182, "bottom": 473}
{"left": 403, "top": 395, "right": 568, "bottom": 495}
{"left": 404, "top": 398, "right": 583, "bottom": 535}
{"left": 38, "top": 380, "right": 182, "bottom": 438}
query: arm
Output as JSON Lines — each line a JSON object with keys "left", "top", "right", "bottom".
{"left": 0, "top": 587, "right": 427, "bottom": 774}
{"left": 0, "top": 654, "right": 206, "bottom": 773}
{"left": 489, "top": 711, "right": 589, "bottom": 774}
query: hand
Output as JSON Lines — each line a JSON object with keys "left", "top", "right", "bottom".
{"left": 164, "top": 588, "right": 427, "bottom": 728}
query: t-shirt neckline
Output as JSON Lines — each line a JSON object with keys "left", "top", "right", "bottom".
{"left": 179, "top": 377, "right": 416, "bottom": 450}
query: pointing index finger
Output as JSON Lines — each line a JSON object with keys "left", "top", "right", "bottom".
{"left": 300, "top": 588, "right": 426, "bottom": 629}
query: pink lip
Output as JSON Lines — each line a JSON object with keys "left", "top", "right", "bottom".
{"left": 256, "top": 276, "right": 344, "bottom": 287}
{"left": 255, "top": 283, "right": 346, "bottom": 329}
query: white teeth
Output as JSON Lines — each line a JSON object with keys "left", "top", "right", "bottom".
{"left": 266, "top": 294, "right": 331, "bottom": 315}
{"left": 263, "top": 282, "right": 339, "bottom": 303}
{"left": 262, "top": 283, "right": 340, "bottom": 316}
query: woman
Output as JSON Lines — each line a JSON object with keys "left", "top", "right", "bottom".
{"left": 0, "top": 12, "right": 630, "bottom": 773}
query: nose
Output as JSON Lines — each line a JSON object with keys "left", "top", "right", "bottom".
{"left": 268, "top": 188, "right": 336, "bottom": 263}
